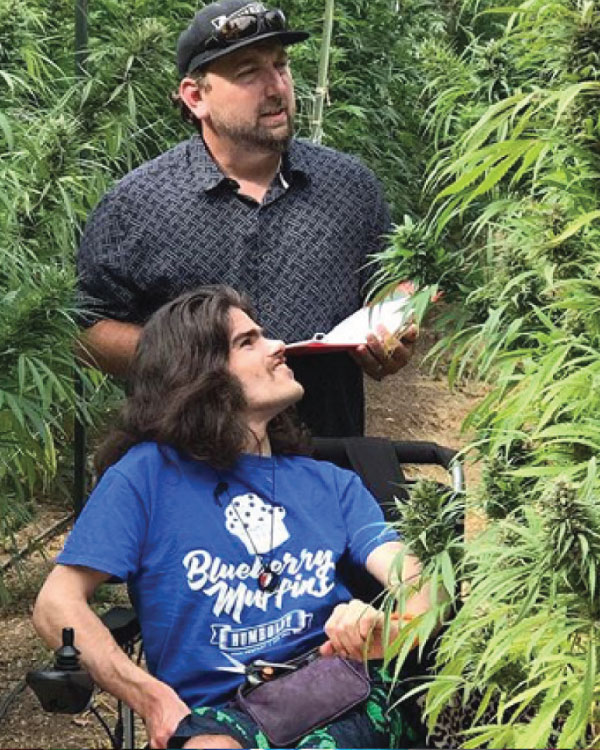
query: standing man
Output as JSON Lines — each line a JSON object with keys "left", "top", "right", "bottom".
{"left": 77, "top": 0, "right": 416, "bottom": 436}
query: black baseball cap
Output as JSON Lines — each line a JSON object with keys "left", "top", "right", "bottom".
{"left": 177, "top": 1, "right": 310, "bottom": 77}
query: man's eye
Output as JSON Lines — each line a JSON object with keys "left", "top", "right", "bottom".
{"left": 241, "top": 337, "right": 254, "bottom": 347}
{"left": 238, "top": 67, "right": 257, "bottom": 77}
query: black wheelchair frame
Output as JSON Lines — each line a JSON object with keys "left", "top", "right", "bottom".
{"left": 26, "top": 436, "right": 464, "bottom": 750}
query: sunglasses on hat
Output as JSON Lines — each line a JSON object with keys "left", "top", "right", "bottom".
{"left": 204, "top": 9, "right": 287, "bottom": 51}
{"left": 177, "top": 3, "right": 308, "bottom": 77}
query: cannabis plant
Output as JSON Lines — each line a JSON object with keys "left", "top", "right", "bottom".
{"left": 0, "top": 0, "right": 196, "bottom": 549}
{"left": 381, "top": 479, "right": 466, "bottom": 679}
{"left": 287, "top": 0, "right": 452, "bottom": 216}
{"left": 378, "top": 0, "right": 600, "bottom": 744}
{"left": 427, "top": 465, "right": 600, "bottom": 749}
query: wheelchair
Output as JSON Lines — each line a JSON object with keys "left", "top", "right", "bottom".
{"left": 25, "top": 435, "right": 464, "bottom": 749}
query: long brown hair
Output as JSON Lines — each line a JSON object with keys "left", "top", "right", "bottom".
{"left": 95, "top": 286, "right": 310, "bottom": 474}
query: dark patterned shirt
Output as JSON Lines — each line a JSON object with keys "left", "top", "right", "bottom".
{"left": 77, "top": 136, "right": 391, "bottom": 436}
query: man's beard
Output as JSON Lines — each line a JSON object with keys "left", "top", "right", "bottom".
{"left": 212, "top": 102, "right": 295, "bottom": 153}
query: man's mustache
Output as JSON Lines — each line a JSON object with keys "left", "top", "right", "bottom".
{"left": 259, "top": 99, "right": 287, "bottom": 116}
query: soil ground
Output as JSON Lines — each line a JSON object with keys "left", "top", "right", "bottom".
{"left": 0, "top": 335, "right": 487, "bottom": 749}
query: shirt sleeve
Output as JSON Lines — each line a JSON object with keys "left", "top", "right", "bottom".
{"left": 337, "top": 471, "right": 399, "bottom": 567}
{"left": 57, "top": 467, "right": 149, "bottom": 581}
{"left": 76, "top": 189, "right": 143, "bottom": 327}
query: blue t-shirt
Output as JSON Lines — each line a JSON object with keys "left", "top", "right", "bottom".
{"left": 58, "top": 443, "right": 397, "bottom": 708}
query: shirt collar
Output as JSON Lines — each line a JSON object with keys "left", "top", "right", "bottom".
{"left": 189, "top": 135, "right": 310, "bottom": 193}
{"left": 283, "top": 140, "right": 310, "bottom": 186}
{"left": 189, "top": 135, "right": 230, "bottom": 192}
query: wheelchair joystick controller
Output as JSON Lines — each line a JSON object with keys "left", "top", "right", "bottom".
{"left": 54, "top": 628, "right": 82, "bottom": 670}
{"left": 26, "top": 627, "right": 94, "bottom": 713}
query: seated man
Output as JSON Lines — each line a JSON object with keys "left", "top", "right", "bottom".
{"left": 33, "top": 285, "right": 432, "bottom": 750}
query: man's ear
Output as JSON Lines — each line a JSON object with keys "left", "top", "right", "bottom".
{"left": 179, "top": 77, "right": 209, "bottom": 121}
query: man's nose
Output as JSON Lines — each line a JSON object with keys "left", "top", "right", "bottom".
{"left": 268, "top": 338, "right": 286, "bottom": 356}
{"left": 264, "top": 67, "right": 288, "bottom": 96}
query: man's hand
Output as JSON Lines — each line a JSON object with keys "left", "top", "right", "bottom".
{"left": 141, "top": 681, "right": 191, "bottom": 749}
{"left": 319, "top": 599, "right": 400, "bottom": 661}
{"left": 351, "top": 323, "right": 418, "bottom": 381}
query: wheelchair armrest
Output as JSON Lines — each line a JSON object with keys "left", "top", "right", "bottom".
{"left": 100, "top": 606, "right": 141, "bottom": 648}
{"left": 392, "top": 440, "right": 465, "bottom": 493}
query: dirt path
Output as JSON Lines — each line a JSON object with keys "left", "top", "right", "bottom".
{"left": 0, "top": 336, "right": 485, "bottom": 749}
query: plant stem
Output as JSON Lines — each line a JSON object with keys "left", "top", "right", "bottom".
{"left": 74, "top": 0, "right": 88, "bottom": 77}
{"left": 310, "top": 0, "right": 335, "bottom": 144}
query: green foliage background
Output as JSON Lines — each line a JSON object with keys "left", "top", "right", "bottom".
{"left": 1, "top": 0, "right": 191, "bottom": 548}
